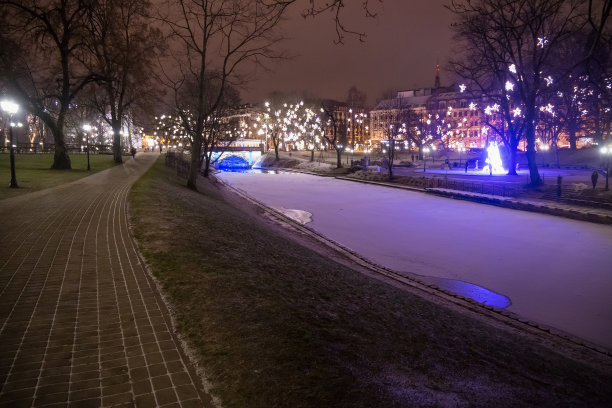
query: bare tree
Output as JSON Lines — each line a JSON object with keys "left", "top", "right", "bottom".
{"left": 448, "top": 0, "right": 611, "bottom": 185}
{"left": 378, "top": 98, "right": 412, "bottom": 179}
{"left": 0, "top": 0, "right": 96, "bottom": 169}
{"left": 320, "top": 102, "right": 346, "bottom": 169}
{"left": 256, "top": 100, "right": 302, "bottom": 162}
{"left": 158, "top": 0, "right": 295, "bottom": 189}
{"left": 345, "top": 86, "right": 367, "bottom": 149}
{"left": 301, "top": 105, "right": 324, "bottom": 161}
{"left": 158, "top": 0, "right": 378, "bottom": 190}
{"left": 87, "top": 0, "right": 163, "bottom": 163}
{"left": 198, "top": 86, "right": 243, "bottom": 177}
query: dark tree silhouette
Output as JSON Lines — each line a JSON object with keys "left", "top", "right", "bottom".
{"left": 449, "top": 0, "right": 611, "bottom": 185}
{"left": 87, "top": 0, "right": 163, "bottom": 164}
{"left": 0, "top": 0, "right": 96, "bottom": 169}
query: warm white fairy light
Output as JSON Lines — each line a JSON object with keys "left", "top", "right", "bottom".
{"left": 537, "top": 37, "right": 548, "bottom": 48}
{"left": 545, "top": 76, "right": 553, "bottom": 86}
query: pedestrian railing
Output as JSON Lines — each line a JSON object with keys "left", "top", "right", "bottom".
{"left": 390, "top": 175, "right": 521, "bottom": 198}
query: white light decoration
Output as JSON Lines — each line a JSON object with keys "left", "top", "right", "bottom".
{"left": 469, "top": 102, "right": 477, "bottom": 110}
{"left": 537, "top": 37, "right": 548, "bottom": 48}
{"left": 545, "top": 76, "right": 553, "bottom": 86}
{"left": 505, "top": 81, "right": 514, "bottom": 91}
{"left": 483, "top": 142, "right": 506, "bottom": 175}
{"left": 508, "top": 64, "right": 517, "bottom": 74}
{"left": 540, "top": 103, "right": 554, "bottom": 114}
{"left": 459, "top": 84, "right": 466, "bottom": 93}
{"left": 512, "top": 107, "right": 522, "bottom": 117}
{"left": 484, "top": 104, "right": 499, "bottom": 116}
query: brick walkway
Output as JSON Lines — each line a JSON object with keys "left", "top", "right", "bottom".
{"left": 0, "top": 153, "right": 211, "bottom": 407}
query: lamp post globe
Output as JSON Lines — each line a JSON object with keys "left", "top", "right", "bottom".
{"left": 423, "top": 147, "right": 430, "bottom": 173}
{"left": 1, "top": 100, "right": 19, "bottom": 188}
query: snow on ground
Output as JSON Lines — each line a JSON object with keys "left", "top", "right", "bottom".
{"left": 273, "top": 207, "right": 313, "bottom": 225}
{"left": 218, "top": 171, "right": 612, "bottom": 351}
{"left": 294, "top": 160, "right": 334, "bottom": 172}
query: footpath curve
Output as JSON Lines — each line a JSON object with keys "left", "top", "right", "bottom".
{"left": 0, "top": 153, "right": 212, "bottom": 407}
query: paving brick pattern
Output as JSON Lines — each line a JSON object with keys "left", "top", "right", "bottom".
{"left": 0, "top": 154, "right": 209, "bottom": 407}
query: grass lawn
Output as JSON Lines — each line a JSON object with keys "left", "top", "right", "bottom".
{"left": 0, "top": 153, "right": 120, "bottom": 200}
{"left": 129, "top": 158, "right": 612, "bottom": 408}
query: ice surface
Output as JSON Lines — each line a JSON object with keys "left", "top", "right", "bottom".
{"left": 218, "top": 171, "right": 612, "bottom": 350}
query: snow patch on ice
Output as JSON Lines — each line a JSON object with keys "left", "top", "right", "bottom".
{"left": 273, "top": 207, "right": 313, "bottom": 225}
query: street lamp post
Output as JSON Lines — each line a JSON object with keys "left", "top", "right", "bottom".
{"left": 423, "top": 147, "right": 430, "bottom": 173}
{"left": 83, "top": 124, "right": 91, "bottom": 171}
{"left": 1, "top": 100, "right": 19, "bottom": 188}
{"left": 602, "top": 145, "right": 611, "bottom": 191}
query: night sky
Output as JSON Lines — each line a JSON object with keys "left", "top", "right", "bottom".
{"left": 242, "top": 0, "right": 455, "bottom": 106}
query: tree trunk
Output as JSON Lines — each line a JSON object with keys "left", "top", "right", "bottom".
{"left": 310, "top": 149, "right": 314, "bottom": 161}
{"left": 388, "top": 141, "right": 394, "bottom": 179}
{"left": 50, "top": 120, "right": 71, "bottom": 170}
{"left": 273, "top": 137, "right": 280, "bottom": 161}
{"left": 568, "top": 121, "right": 577, "bottom": 150}
{"left": 187, "top": 133, "right": 202, "bottom": 190}
{"left": 52, "top": 141, "right": 72, "bottom": 169}
{"left": 524, "top": 110, "right": 541, "bottom": 186}
{"left": 505, "top": 142, "right": 518, "bottom": 176}
{"left": 593, "top": 99, "right": 601, "bottom": 144}
{"left": 526, "top": 147, "right": 541, "bottom": 185}
{"left": 203, "top": 155, "right": 211, "bottom": 178}
{"left": 336, "top": 148, "right": 342, "bottom": 168}
{"left": 112, "top": 120, "right": 123, "bottom": 164}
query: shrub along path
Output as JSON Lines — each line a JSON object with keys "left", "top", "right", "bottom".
{"left": 0, "top": 152, "right": 211, "bottom": 407}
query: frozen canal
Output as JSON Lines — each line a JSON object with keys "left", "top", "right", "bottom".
{"left": 218, "top": 171, "right": 612, "bottom": 351}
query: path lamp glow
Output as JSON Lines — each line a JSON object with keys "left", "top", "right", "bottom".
{"left": 1, "top": 100, "right": 19, "bottom": 188}
{"left": 83, "top": 124, "right": 91, "bottom": 171}
{"left": 601, "top": 145, "right": 612, "bottom": 191}
{"left": 423, "top": 147, "right": 430, "bottom": 173}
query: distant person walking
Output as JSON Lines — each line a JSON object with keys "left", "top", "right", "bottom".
{"left": 159, "top": 144, "right": 163, "bottom": 154}
{"left": 130, "top": 147, "right": 136, "bottom": 159}
{"left": 591, "top": 170, "right": 599, "bottom": 189}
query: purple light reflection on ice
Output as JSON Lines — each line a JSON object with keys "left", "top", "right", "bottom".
{"left": 423, "top": 277, "right": 511, "bottom": 309}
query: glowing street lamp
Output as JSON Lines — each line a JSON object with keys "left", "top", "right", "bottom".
{"left": 423, "top": 147, "right": 430, "bottom": 173}
{"left": 601, "top": 145, "right": 612, "bottom": 191}
{"left": 1, "top": 100, "right": 19, "bottom": 188}
{"left": 83, "top": 124, "right": 92, "bottom": 171}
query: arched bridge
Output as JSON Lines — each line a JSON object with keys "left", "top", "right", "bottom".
{"left": 212, "top": 146, "right": 263, "bottom": 170}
